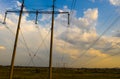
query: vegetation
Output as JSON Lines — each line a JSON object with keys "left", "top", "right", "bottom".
{"left": 0, "top": 66, "right": 120, "bottom": 79}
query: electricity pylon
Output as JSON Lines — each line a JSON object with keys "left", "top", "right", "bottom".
{"left": 3, "top": 0, "right": 70, "bottom": 79}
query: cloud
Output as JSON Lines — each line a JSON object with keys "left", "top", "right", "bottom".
{"left": 112, "top": 30, "right": 120, "bottom": 37}
{"left": 55, "top": 7, "right": 120, "bottom": 68}
{"left": 109, "top": 0, "right": 120, "bottom": 6}
{"left": 0, "top": 1, "right": 120, "bottom": 67}
{"left": 114, "top": 33, "right": 120, "bottom": 37}
{"left": 84, "top": 8, "right": 98, "bottom": 20}
{"left": 71, "top": 8, "right": 98, "bottom": 30}
{"left": 58, "top": 8, "right": 98, "bottom": 49}
{"left": 55, "top": 38, "right": 81, "bottom": 59}
{"left": 0, "top": 46, "right": 5, "bottom": 50}
{"left": 87, "top": 48, "right": 107, "bottom": 57}
{"left": 16, "top": 1, "right": 21, "bottom": 7}
{"left": 0, "top": 15, "right": 51, "bottom": 66}
{"left": 54, "top": 8, "right": 112, "bottom": 61}
{"left": 0, "top": 7, "right": 100, "bottom": 66}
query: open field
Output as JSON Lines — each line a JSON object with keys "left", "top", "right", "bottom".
{"left": 0, "top": 66, "right": 120, "bottom": 79}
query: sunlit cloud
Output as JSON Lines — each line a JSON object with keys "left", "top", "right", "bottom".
{"left": 0, "top": 46, "right": 5, "bottom": 50}
{"left": 87, "top": 48, "right": 108, "bottom": 57}
{"left": 0, "top": 1, "right": 120, "bottom": 67}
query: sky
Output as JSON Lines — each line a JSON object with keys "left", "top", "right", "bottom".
{"left": 0, "top": 0, "right": 120, "bottom": 68}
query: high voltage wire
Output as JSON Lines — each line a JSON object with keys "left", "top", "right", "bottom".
{"left": 1, "top": 23, "right": 44, "bottom": 66}
{"left": 68, "top": 0, "right": 116, "bottom": 67}
{"left": 2, "top": 0, "right": 120, "bottom": 69}
{"left": 73, "top": 11, "right": 119, "bottom": 67}
{"left": 0, "top": 24, "right": 32, "bottom": 53}
{"left": 79, "top": 16, "right": 120, "bottom": 67}
{"left": 81, "top": 43, "right": 120, "bottom": 68}
{"left": 4, "top": 24, "right": 15, "bottom": 35}
{"left": 19, "top": 28, "right": 36, "bottom": 66}
{"left": 35, "top": 25, "right": 50, "bottom": 57}
{"left": 59, "top": 26, "right": 70, "bottom": 67}
{"left": 69, "top": 0, "right": 77, "bottom": 24}
{"left": 20, "top": 25, "right": 50, "bottom": 66}
{"left": 26, "top": 26, "right": 50, "bottom": 64}
{"left": 19, "top": 24, "right": 51, "bottom": 66}
{"left": 1, "top": 0, "right": 69, "bottom": 67}
{"left": 0, "top": 24, "right": 15, "bottom": 51}
{"left": 0, "top": 19, "right": 37, "bottom": 66}
{"left": 2, "top": 24, "right": 29, "bottom": 48}
{"left": 33, "top": 27, "right": 51, "bottom": 56}
{"left": 1, "top": 12, "right": 51, "bottom": 66}
{"left": 20, "top": 28, "right": 33, "bottom": 54}
{"left": 72, "top": 16, "right": 120, "bottom": 67}
{"left": 68, "top": 14, "right": 120, "bottom": 67}
{"left": 70, "top": 0, "right": 77, "bottom": 11}
{"left": 27, "top": 27, "right": 51, "bottom": 66}
{"left": 2, "top": 23, "right": 34, "bottom": 61}
{"left": 1, "top": 0, "right": 69, "bottom": 79}
{"left": 0, "top": 23, "right": 49, "bottom": 66}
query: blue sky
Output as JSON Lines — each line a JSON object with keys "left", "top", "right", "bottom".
{"left": 0, "top": 0, "right": 118, "bottom": 22}
{"left": 16, "top": 0, "right": 120, "bottom": 35}
{"left": 0, "top": 0, "right": 120, "bottom": 68}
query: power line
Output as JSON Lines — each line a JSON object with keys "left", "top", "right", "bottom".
{"left": 68, "top": 15, "right": 120, "bottom": 67}
{"left": 19, "top": 24, "right": 51, "bottom": 66}
{"left": 70, "top": 0, "right": 77, "bottom": 11}
{"left": 3, "top": 1, "right": 70, "bottom": 79}
{"left": 4, "top": 12, "right": 47, "bottom": 67}
{"left": 20, "top": 28, "right": 33, "bottom": 54}
{"left": 27, "top": 28, "right": 51, "bottom": 66}
{"left": 81, "top": 42, "right": 120, "bottom": 67}
{"left": 9, "top": 0, "right": 24, "bottom": 79}
{"left": 0, "top": 23, "right": 37, "bottom": 66}
{"left": 0, "top": 24, "right": 15, "bottom": 51}
{"left": 79, "top": 16, "right": 120, "bottom": 67}
{"left": 2, "top": 15, "right": 53, "bottom": 67}
{"left": 69, "top": 0, "right": 77, "bottom": 24}
{"left": 19, "top": 28, "right": 37, "bottom": 66}
{"left": 35, "top": 25, "right": 50, "bottom": 57}
{"left": 0, "top": 23, "right": 38, "bottom": 67}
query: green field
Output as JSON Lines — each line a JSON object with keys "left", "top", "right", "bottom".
{"left": 0, "top": 66, "right": 120, "bottom": 79}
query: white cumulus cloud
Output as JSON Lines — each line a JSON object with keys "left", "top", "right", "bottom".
{"left": 0, "top": 1, "right": 120, "bottom": 67}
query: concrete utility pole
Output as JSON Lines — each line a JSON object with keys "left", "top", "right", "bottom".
{"left": 9, "top": 0, "right": 24, "bottom": 79}
{"left": 3, "top": 0, "right": 69, "bottom": 79}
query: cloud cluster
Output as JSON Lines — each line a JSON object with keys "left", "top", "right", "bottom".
{"left": 0, "top": 1, "right": 120, "bottom": 67}
{"left": 109, "top": 0, "right": 120, "bottom": 6}
{"left": 57, "top": 8, "right": 99, "bottom": 57}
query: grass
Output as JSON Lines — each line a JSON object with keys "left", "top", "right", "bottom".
{"left": 0, "top": 66, "right": 120, "bottom": 79}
